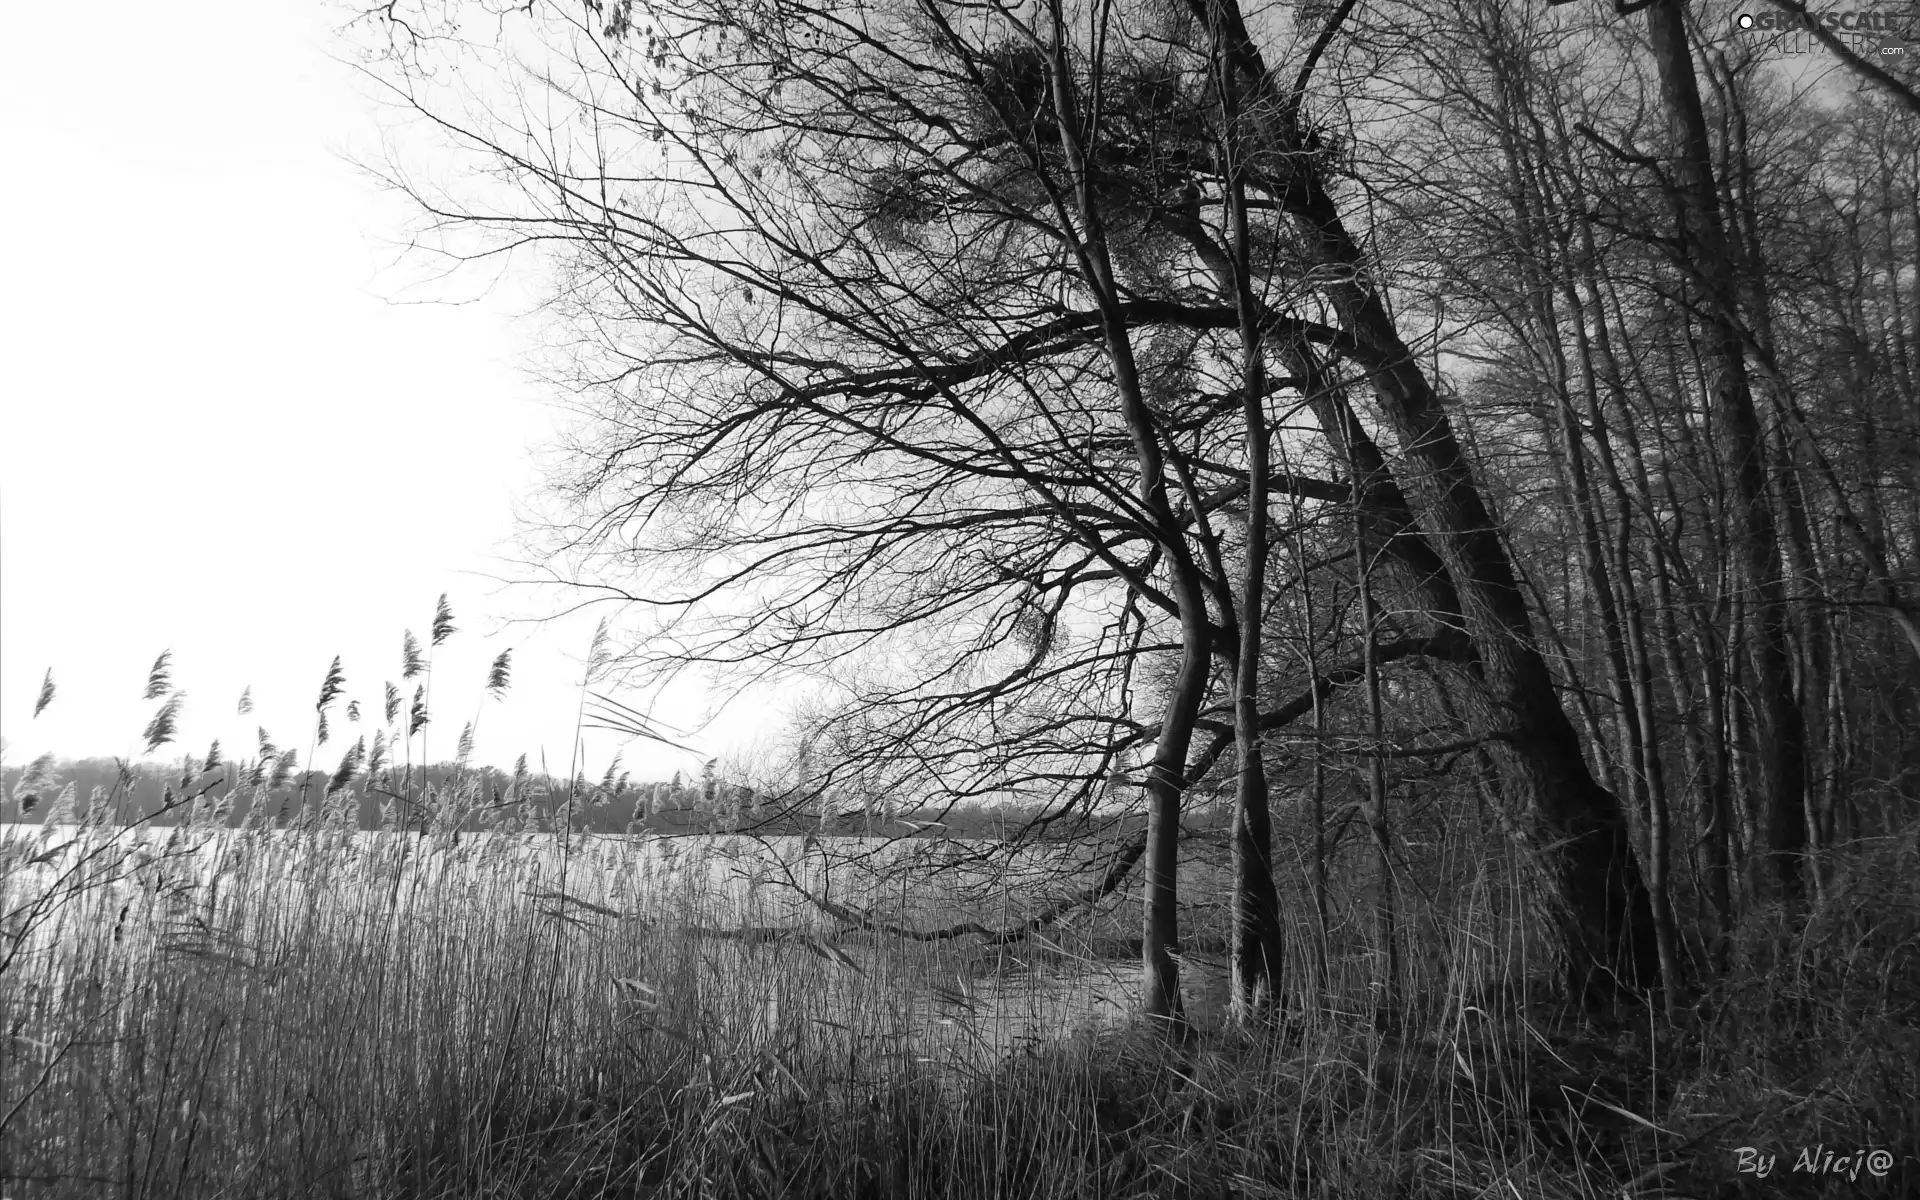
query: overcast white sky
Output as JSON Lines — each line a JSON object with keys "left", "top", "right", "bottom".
{"left": 0, "top": 1, "right": 767, "bottom": 781}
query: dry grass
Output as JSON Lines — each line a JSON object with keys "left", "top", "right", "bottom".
{"left": 3, "top": 663, "right": 1917, "bottom": 1198}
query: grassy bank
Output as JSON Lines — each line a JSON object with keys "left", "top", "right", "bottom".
{"left": 3, "top": 803, "right": 1916, "bottom": 1198}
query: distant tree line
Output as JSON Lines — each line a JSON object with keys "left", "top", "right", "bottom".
{"left": 2, "top": 756, "right": 1084, "bottom": 840}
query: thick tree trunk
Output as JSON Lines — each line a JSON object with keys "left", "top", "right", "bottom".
{"left": 1190, "top": 0, "right": 1663, "bottom": 1000}
{"left": 1301, "top": 186, "right": 1660, "bottom": 1000}
{"left": 1644, "top": 0, "right": 1807, "bottom": 902}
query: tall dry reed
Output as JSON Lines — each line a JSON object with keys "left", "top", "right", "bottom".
{"left": 3, "top": 639, "right": 1916, "bottom": 1198}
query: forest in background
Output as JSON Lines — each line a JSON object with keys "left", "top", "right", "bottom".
{"left": 0, "top": 756, "right": 1098, "bottom": 839}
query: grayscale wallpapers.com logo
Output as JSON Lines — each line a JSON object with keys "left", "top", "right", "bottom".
{"left": 1732, "top": 7, "right": 1911, "bottom": 55}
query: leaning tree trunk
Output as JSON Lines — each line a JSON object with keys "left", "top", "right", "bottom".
{"left": 1195, "top": 0, "right": 1663, "bottom": 1002}
{"left": 1321, "top": 269, "right": 1659, "bottom": 999}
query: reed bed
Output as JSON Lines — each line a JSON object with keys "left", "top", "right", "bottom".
{"left": 5, "top": 650, "right": 1916, "bottom": 1197}
{"left": 2, "top": 805, "right": 1159, "bottom": 1196}
{"left": 7, "top": 803, "right": 1915, "bottom": 1198}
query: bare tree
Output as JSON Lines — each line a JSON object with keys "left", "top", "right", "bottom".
{"left": 355, "top": 0, "right": 1920, "bottom": 1018}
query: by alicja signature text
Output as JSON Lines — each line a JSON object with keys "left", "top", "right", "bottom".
{"left": 1734, "top": 1146, "right": 1893, "bottom": 1180}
